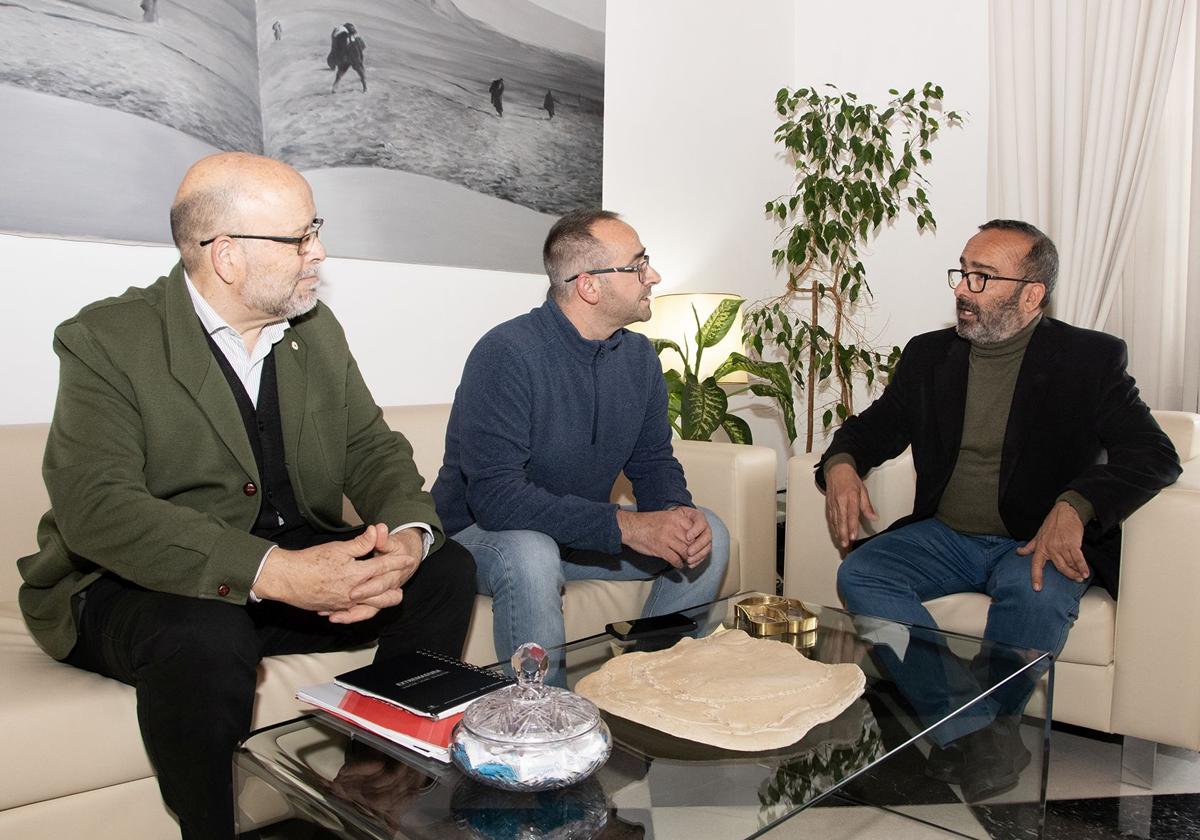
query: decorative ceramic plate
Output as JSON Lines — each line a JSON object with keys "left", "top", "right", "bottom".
{"left": 576, "top": 629, "right": 865, "bottom": 751}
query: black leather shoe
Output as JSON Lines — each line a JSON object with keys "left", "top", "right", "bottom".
{"left": 960, "top": 718, "right": 1032, "bottom": 803}
{"left": 924, "top": 743, "right": 964, "bottom": 784}
{"left": 992, "top": 715, "right": 1032, "bottom": 776}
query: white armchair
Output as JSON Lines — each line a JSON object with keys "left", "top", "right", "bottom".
{"left": 782, "top": 410, "right": 1200, "bottom": 783}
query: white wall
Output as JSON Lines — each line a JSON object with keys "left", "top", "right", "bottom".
{"left": 790, "top": 1, "right": 989, "bottom": 351}
{"left": 0, "top": 232, "right": 546, "bottom": 425}
{"left": 602, "top": 1, "right": 800, "bottom": 469}
{"left": 604, "top": 0, "right": 988, "bottom": 338}
{"left": 603, "top": 1, "right": 797, "bottom": 305}
{"left": 773, "top": 0, "right": 990, "bottom": 462}
{"left": 603, "top": 0, "right": 989, "bottom": 475}
{"left": 1, "top": 0, "right": 989, "bottom": 482}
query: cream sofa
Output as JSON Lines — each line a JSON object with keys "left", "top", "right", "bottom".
{"left": 0, "top": 403, "right": 777, "bottom": 840}
{"left": 783, "top": 410, "right": 1200, "bottom": 763}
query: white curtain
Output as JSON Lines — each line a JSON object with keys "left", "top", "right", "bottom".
{"left": 1105, "top": 2, "right": 1199, "bottom": 410}
{"left": 988, "top": 0, "right": 1187, "bottom": 334}
{"left": 1186, "top": 31, "right": 1200, "bottom": 412}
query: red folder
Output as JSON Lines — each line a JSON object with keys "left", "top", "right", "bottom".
{"left": 337, "top": 690, "right": 462, "bottom": 747}
{"left": 296, "top": 682, "right": 464, "bottom": 761}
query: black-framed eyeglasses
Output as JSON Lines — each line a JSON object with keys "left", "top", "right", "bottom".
{"left": 948, "top": 268, "right": 1042, "bottom": 293}
{"left": 200, "top": 218, "right": 324, "bottom": 255}
{"left": 565, "top": 254, "right": 651, "bottom": 284}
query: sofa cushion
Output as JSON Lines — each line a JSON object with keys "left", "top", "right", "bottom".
{"left": 0, "top": 776, "right": 182, "bottom": 840}
{"left": 0, "top": 602, "right": 150, "bottom": 811}
{"left": 0, "top": 600, "right": 374, "bottom": 811}
{"left": 0, "top": 424, "right": 50, "bottom": 602}
{"left": 924, "top": 587, "right": 1115, "bottom": 667}
{"left": 381, "top": 404, "right": 449, "bottom": 490}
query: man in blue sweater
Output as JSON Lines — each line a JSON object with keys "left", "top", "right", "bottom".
{"left": 432, "top": 209, "right": 730, "bottom": 683}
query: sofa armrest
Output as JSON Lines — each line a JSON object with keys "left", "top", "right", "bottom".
{"left": 782, "top": 449, "right": 916, "bottom": 608}
{"left": 782, "top": 452, "right": 840, "bottom": 606}
{"left": 671, "top": 441, "right": 778, "bottom": 596}
{"left": 1110, "top": 457, "right": 1200, "bottom": 750}
{"left": 1153, "top": 409, "right": 1200, "bottom": 461}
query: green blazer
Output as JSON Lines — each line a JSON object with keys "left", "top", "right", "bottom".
{"left": 18, "top": 265, "right": 444, "bottom": 660}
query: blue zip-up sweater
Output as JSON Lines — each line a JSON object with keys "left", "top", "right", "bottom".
{"left": 432, "top": 298, "right": 693, "bottom": 552}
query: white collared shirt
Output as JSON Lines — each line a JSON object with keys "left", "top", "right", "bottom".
{"left": 184, "top": 273, "right": 288, "bottom": 407}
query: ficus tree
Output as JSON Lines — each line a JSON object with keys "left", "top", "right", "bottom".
{"left": 746, "top": 82, "right": 962, "bottom": 451}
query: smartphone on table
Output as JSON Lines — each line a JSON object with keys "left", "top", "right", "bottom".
{"left": 605, "top": 611, "right": 698, "bottom": 641}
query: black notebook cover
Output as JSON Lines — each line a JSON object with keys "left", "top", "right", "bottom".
{"left": 334, "top": 650, "right": 513, "bottom": 719}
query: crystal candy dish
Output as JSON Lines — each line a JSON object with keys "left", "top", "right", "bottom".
{"left": 450, "top": 643, "right": 612, "bottom": 791}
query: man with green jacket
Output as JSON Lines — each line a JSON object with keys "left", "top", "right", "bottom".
{"left": 18, "top": 152, "right": 476, "bottom": 840}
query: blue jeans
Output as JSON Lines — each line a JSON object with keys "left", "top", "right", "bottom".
{"left": 837, "top": 517, "right": 1089, "bottom": 744}
{"left": 454, "top": 506, "right": 730, "bottom": 686}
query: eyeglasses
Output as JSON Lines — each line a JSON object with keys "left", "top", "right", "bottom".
{"left": 200, "top": 218, "right": 324, "bottom": 255}
{"left": 565, "top": 254, "right": 651, "bottom": 284}
{"left": 947, "top": 268, "right": 1042, "bottom": 293}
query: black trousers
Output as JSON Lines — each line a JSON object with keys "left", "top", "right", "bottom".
{"left": 65, "top": 539, "right": 476, "bottom": 840}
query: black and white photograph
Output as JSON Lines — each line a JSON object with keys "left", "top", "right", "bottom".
{"left": 0, "top": 0, "right": 605, "bottom": 272}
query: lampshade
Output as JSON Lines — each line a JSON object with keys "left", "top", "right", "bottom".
{"left": 628, "top": 292, "right": 748, "bottom": 384}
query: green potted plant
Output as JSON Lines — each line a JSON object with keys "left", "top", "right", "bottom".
{"left": 648, "top": 297, "right": 796, "bottom": 445}
{"left": 747, "top": 83, "right": 962, "bottom": 451}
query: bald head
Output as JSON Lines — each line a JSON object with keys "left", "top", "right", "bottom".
{"left": 170, "top": 152, "right": 312, "bottom": 276}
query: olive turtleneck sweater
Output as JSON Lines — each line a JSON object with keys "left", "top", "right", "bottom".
{"left": 934, "top": 315, "right": 1042, "bottom": 535}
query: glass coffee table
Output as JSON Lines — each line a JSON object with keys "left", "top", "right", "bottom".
{"left": 235, "top": 594, "right": 1052, "bottom": 839}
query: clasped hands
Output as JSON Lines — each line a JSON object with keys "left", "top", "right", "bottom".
{"left": 823, "top": 462, "right": 1089, "bottom": 590}
{"left": 617, "top": 507, "right": 711, "bottom": 570}
{"left": 254, "top": 523, "right": 425, "bottom": 623}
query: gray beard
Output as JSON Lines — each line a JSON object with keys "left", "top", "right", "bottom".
{"left": 245, "top": 273, "right": 319, "bottom": 320}
{"left": 274, "top": 291, "right": 319, "bottom": 320}
{"left": 955, "top": 290, "right": 1024, "bottom": 346}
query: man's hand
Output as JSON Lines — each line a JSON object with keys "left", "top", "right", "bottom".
{"left": 1017, "top": 501, "right": 1090, "bottom": 591}
{"left": 674, "top": 506, "right": 713, "bottom": 568}
{"left": 617, "top": 508, "right": 711, "bottom": 569}
{"left": 346, "top": 527, "right": 424, "bottom": 600}
{"left": 824, "top": 462, "right": 878, "bottom": 550}
{"left": 325, "top": 526, "right": 426, "bottom": 623}
{"left": 254, "top": 523, "right": 414, "bottom": 623}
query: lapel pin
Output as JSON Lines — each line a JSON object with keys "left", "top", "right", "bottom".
{"left": 291, "top": 341, "right": 299, "bottom": 350}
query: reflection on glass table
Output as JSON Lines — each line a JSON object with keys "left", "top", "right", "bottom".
{"left": 235, "top": 593, "right": 1052, "bottom": 840}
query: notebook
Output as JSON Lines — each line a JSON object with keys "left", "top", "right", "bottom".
{"left": 334, "top": 650, "right": 513, "bottom": 719}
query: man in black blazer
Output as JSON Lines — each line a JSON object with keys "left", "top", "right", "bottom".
{"left": 817, "top": 220, "right": 1180, "bottom": 801}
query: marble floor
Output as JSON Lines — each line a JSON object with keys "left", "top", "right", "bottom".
{"left": 971, "top": 727, "right": 1200, "bottom": 840}
{"left": 775, "top": 725, "right": 1200, "bottom": 840}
